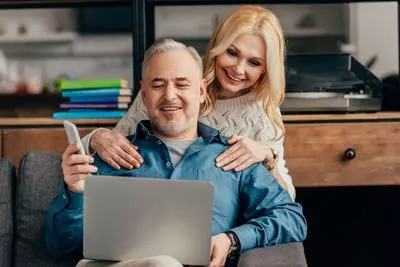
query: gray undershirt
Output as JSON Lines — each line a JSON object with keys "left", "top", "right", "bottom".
{"left": 159, "top": 137, "right": 199, "bottom": 168}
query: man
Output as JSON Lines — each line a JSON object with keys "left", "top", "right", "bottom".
{"left": 46, "top": 38, "right": 307, "bottom": 267}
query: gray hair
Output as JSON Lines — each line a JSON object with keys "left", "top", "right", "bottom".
{"left": 141, "top": 38, "right": 203, "bottom": 79}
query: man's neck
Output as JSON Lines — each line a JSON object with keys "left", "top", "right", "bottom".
{"left": 152, "top": 129, "right": 199, "bottom": 141}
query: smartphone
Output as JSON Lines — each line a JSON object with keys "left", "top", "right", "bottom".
{"left": 63, "top": 120, "right": 86, "bottom": 155}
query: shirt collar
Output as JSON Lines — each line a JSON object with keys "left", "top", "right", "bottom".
{"left": 127, "top": 120, "right": 227, "bottom": 145}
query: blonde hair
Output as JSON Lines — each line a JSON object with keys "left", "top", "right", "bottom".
{"left": 142, "top": 38, "right": 203, "bottom": 79}
{"left": 202, "top": 5, "right": 286, "bottom": 140}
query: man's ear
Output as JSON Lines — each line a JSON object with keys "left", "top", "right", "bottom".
{"left": 199, "top": 78, "right": 207, "bottom": 104}
{"left": 140, "top": 80, "right": 146, "bottom": 100}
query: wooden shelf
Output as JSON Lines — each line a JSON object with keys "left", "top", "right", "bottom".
{"left": 1, "top": 112, "right": 400, "bottom": 128}
{"left": 0, "top": 0, "right": 129, "bottom": 8}
{"left": 283, "top": 112, "right": 400, "bottom": 123}
{"left": 0, "top": 117, "right": 118, "bottom": 128}
{"left": 0, "top": 32, "right": 77, "bottom": 44}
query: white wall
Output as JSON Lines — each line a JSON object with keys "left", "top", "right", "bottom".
{"left": 155, "top": 4, "right": 345, "bottom": 38}
{"left": 349, "top": 2, "right": 399, "bottom": 78}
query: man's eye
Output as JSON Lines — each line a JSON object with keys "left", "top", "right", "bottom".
{"left": 177, "top": 84, "right": 190, "bottom": 89}
{"left": 152, "top": 84, "right": 163, "bottom": 89}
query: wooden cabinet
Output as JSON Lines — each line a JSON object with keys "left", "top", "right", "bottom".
{"left": 1, "top": 114, "right": 400, "bottom": 186}
{"left": 285, "top": 121, "right": 400, "bottom": 187}
{"left": 2, "top": 127, "right": 96, "bottom": 167}
{"left": 0, "top": 118, "right": 117, "bottom": 167}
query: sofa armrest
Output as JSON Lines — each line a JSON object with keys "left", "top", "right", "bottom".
{"left": 237, "top": 242, "right": 307, "bottom": 267}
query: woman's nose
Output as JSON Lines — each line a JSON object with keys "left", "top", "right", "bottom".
{"left": 234, "top": 60, "right": 246, "bottom": 75}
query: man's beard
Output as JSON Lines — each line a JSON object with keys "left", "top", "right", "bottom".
{"left": 150, "top": 116, "right": 191, "bottom": 136}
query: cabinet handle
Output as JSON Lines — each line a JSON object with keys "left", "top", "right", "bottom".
{"left": 343, "top": 148, "right": 357, "bottom": 161}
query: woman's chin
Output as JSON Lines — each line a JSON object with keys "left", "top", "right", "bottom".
{"left": 219, "top": 84, "right": 249, "bottom": 98}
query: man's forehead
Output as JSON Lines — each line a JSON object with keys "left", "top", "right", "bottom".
{"left": 144, "top": 50, "right": 199, "bottom": 77}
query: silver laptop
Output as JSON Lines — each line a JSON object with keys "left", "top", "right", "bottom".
{"left": 83, "top": 175, "right": 213, "bottom": 266}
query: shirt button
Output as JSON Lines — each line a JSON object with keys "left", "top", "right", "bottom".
{"left": 166, "top": 162, "right": 171, "bottom": 167}
{"left": 156, "top": 140, "right": 162, "bottom": 145}
{"left": 63, "top": 194, "right": 67, "bottom": 199}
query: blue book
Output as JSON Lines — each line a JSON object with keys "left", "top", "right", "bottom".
{"left": 52, "top": 111, "right": 126, "bottom": 119}
{"left": 61, "top": 88, "right": 132, "bottom": 98}
{"left": 69, "top": 96, "right": 131, "bottom": 103}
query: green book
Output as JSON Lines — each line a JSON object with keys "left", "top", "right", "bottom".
{"left": 60, "top": 79, "right": 128, "bottom": 90}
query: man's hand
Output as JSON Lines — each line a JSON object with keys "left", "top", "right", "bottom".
{"left": 209, "top": 233, "right": 232, "bottom": 267}
{"left": 90, "top": 129, "right": 143, "bottom": 170}
{"left": 62, "top": 143, "right": 98, "bottom": 193}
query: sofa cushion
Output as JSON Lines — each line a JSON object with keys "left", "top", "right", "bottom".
{"left": 14, "top": 151, "right": 78, "bottom": 267}
{"left": 0, "top": 157, "right": 15, "bottom": 267}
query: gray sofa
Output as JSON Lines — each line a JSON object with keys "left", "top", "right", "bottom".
{"left": 0, "top": 151, "right": 307, "bottom": 267}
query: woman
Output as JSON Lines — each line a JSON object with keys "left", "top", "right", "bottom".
{"left": 82, "top": 5, "right": 295, "bottom": 199}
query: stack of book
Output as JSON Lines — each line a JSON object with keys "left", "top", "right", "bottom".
{"left": 52, "top": 79, "right": 131, "bottom": 119}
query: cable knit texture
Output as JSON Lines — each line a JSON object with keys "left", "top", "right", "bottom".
{"left": 82, "top": 92, "right": 295, "bottom": 200}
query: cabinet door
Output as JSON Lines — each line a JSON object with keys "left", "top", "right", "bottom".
{"left": 285, "top": 122, "right": 400, "bottom": 187}
{"left": 2, "top": 127, "right": 96, "bottom": 167}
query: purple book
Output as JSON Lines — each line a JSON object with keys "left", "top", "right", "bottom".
{"left": 60, "top": 103, "right": 129, "bottom": 109}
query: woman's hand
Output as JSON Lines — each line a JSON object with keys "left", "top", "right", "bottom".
{"left": 90, "top": 129, "right": 143, "bottom": 170}
{"left": 215, "top": 135, "right": 272, "bottom": 172}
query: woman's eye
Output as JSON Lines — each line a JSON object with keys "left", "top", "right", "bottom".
{"left": 227, "top": 49, "right": 237, "bottom": 57}
{"left": 249, "top": 60, "right": 261, "bottom": 67}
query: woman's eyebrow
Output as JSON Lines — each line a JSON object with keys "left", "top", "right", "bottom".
{"left": 231, "top": 44, "right": 265, "bottom": 62}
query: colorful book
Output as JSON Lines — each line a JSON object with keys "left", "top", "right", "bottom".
{"left": 52, "top": 110, "right": 126, "bottom": 119}
{"left": 60, "top": 103, "right": 129, "bottom": 109}
{"left": 60, "top": 79, "right": 128, "bottom": 90}
{"left": 69, "top": 96, "right": 131, "bottom": 103}
{"left": 61, "top": 88, "right": 132, "bottom": 98}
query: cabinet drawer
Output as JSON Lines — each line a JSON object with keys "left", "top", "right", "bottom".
{"left": 2, "top": 127, "right": 95, "bottom": 167}
{"left": 285, "top": 122, "right": 400, "bottom": 187}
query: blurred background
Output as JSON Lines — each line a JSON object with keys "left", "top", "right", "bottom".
{"left": 0, "top": 2, "right": 398, "bottom": 116}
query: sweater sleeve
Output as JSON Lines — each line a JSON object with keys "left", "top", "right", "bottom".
{"left": 81, "top": 91, "right": 149, "bottom": 154}
{"left": 272, "top": 108, "right": 296, "bottom": 200}
{"left": 114, "top": 91, "right": 149, "bottom": 134}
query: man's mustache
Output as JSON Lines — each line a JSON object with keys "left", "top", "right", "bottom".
{"left": 158, "top": 101, "right": 183, "bottom": 108}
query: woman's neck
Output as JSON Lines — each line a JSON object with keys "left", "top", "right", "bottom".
{"left": 216, "top": 84, "right": 251, "bottom": 100}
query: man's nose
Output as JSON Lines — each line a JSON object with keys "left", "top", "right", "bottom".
{"left": 163, "top": 83, "right": 177, "bottom": 100}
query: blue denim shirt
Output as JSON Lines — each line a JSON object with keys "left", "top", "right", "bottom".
{"left": 46, "top": 121, "right": 307, "bottom": 259}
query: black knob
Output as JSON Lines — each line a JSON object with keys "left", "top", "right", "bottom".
{"left": 343, "top": 148, "right": 356, "bottom": 161}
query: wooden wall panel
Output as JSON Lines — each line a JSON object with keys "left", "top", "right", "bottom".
{"left": 285, "top": 122, "right": 400, "bottom": 187}
{"left": 2, "top": 127, "right": 95, "bottom": 167}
